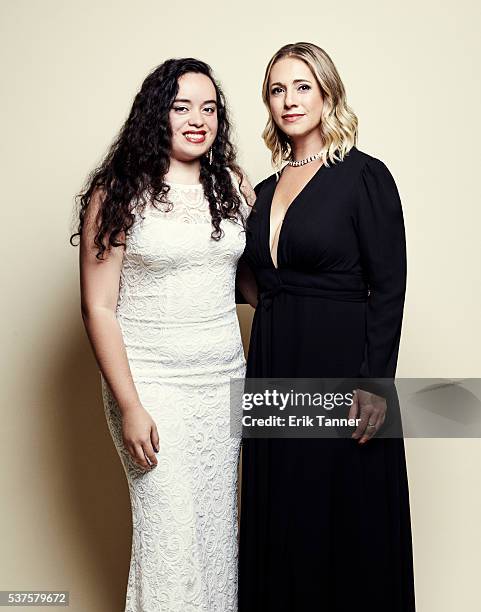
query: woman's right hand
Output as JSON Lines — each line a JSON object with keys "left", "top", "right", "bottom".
{"left": 121, "top": 407, "right": 160, "bottom": 470}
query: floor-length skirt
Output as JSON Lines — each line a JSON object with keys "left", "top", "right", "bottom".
{"left": 102, "top": 365, "right": 243, "bottom": 612}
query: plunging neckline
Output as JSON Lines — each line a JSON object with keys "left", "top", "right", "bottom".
{"left": 268, "top": 163, "right": 326, "bottom": 270}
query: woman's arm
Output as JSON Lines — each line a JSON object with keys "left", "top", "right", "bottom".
{"left": 356, "top": 157, "right": 407, "bottom": 380}
{"left": 80, "top": 189, "right": 159, "bottom": 469}
{"left": 350, "top": 157, "right": 407, "bottom": 443}
{"left": 236, "top": 256, "right": 258, "bottom": 308}
{"left": 235, "top": 170, "right": 258, "bottom": 308}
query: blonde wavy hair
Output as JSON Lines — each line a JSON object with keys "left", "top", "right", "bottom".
{"left": 262, "top": 42, "right": 358, "bottom": 170}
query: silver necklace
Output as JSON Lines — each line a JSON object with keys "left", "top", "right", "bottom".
{"left": 287, "top": 150, "right": 323, "bottom": 167}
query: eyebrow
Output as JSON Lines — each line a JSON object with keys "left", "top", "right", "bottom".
{"left": 173, "top": 98, "right": 218, "bottom": 105}
{"left": 270, "top": 79, "right": 312, "bottom": 87}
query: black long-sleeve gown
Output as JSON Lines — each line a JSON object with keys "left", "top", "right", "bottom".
{"left": 238, "top": 146, "right": 415, "bottom": 611}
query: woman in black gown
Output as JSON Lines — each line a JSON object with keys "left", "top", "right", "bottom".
{"left": 238, "top": 42, "right": 416, "bottom": 611}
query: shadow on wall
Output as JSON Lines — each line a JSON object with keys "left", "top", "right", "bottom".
{"left": 236, "top": 304, "right": 254, "bottom": 358}
{"left": 49, "top": 322, "right": 132, "bottom": 611}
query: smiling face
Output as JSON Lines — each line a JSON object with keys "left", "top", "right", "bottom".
{"left": 268, "top": 56, "right": 323, "bottom": 142}
{"left": 168, "top": 72, "right": 218, "bottom": 162}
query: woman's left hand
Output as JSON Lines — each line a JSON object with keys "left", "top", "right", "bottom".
{"left": 349, "top": 389, "right": 387, "bottom": 444}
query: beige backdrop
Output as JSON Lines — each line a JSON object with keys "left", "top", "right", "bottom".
{"left": 1, "top": 0, "right": 480, "bottom": 610}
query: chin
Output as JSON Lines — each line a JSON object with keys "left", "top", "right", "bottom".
{"left": 187, "top": 146, "right": 209, "bottom": 157}
{"left": 286, "top": 125, "right": 318, "bottom": 140}
{"left": 175, "top": 146, "right": 209, "bottom": 162}
{"left": 282, "top": 127, "right": 309, "bottom": 139}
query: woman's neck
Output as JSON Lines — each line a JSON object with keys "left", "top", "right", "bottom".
{"left": 164, "top": 157, "right": 201, "bottom": 184}
{"left": 290, "top": 132, "right": 324, "bottom": 162}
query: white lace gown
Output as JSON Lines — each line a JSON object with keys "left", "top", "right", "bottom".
{"left": 100, "top": 177, "right": 247, "bottom": 612}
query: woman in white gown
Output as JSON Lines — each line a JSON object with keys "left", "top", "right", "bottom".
{"left": 72, "top": 58, "right": 256, "bottom": 612}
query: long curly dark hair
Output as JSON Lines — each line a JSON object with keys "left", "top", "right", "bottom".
{"left": 70, "top": 58, "right": 245, "bottom": 259}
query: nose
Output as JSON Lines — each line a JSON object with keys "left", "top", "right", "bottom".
{"left": 188, "top": 109, "right": 204, "bottom": 127}
{"left": 284, "top": 87, "right": 297, "bottom": 109}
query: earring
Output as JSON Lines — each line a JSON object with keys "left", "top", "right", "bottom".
{"left": 208, "top": 148, "right": 213, "bottom": 165}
